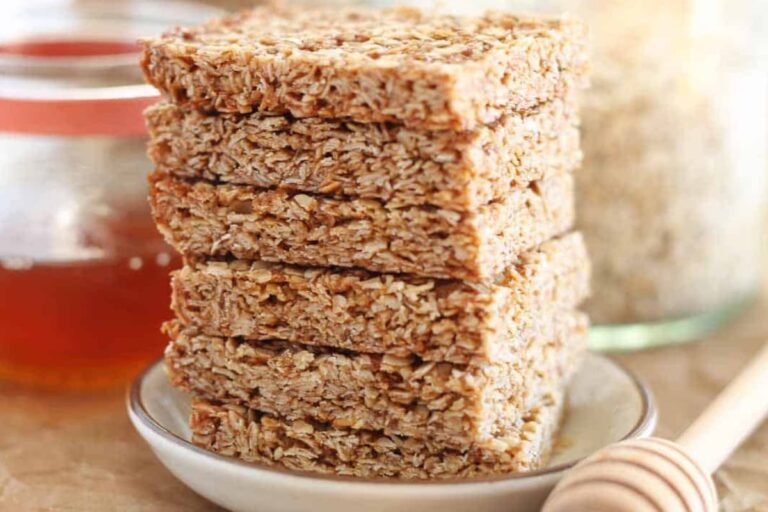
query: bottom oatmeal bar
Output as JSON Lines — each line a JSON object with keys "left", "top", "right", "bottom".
{"left": 190, "top": 389, "right": 565, "bottom": 479}
{"left": 165, "top": 311, "right": 586, "bottom": 449}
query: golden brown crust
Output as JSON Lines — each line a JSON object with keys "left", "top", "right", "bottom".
{"left": 140, "top": 6, "right": 587, "bottom": 129}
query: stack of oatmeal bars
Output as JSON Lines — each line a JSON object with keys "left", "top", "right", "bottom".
{"left": 141, "top": 6, "right": 590, "bottom": 479}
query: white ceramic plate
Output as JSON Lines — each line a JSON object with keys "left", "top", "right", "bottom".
{"left": 128, "top": 353, "right": 656, "bottom": 512}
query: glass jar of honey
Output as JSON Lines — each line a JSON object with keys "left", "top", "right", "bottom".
{"left": 0, "top": 1, "right": 220, "bottom": 390}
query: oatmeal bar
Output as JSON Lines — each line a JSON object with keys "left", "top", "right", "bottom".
{"left": 149, "top": 173, "right": 575, "bottom": 281}
{"left": 140, "top": 6, "right": 587, "bottom": 130}
{"left": 164, "top": 311, "right": 586, "bottom": 448}
{"left": 145, "top": 97, "right": 580, "bottom": 211}
{"left": 190, "top": 389, "right": 564, "bottom": 479}
{"left": 171, "top": 233, "right": 589, "bottom": 363}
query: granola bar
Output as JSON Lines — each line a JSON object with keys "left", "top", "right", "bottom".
{"left": 145, "top": 97, "right": 580, "bottom": 211}
{"left": 149, "top": 173, "right": 575, "bottom": 281}
{"left": 140, "top": 6, "right": 587, "bottom": 130}
{"left": 190, "top": 389, "right": 565, "bottom": 479}
{"left": 171, "top": 233, "right": 589, "bottom": 363}
{"left": 164, "top": 310, "right": 586, "bottom": 448}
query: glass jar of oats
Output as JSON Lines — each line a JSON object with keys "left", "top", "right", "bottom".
{"left": 292, "top": 0, "right": 766, "bottom": 349}
{"left": 535, "top": 0, "right": 768, "bottom": 348}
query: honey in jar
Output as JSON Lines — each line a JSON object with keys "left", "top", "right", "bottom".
{"left": 0, "top": 27, "right": 175, "bottom": 390}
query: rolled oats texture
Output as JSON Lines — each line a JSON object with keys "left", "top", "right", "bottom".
{"left": 170, "top": 232, "right": 590, "bottom": 363}
{"left": 165, "top": 310, "right": 586, "bottom": 449}
{"left": 145, "top": 97, "right": 581, "bottom": 211}
{"left": 149, "top": 172, "right": 575, "bottom": 282}
{"left": 140, "top": 5, "right": 587, "bottom": 130}
{"left": 189, "top": 388, "right": 565, "bottom": 479}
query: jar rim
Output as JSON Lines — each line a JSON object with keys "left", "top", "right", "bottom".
{"left": 0, "top": 0, "right": 221, "bottom": 136}
{"left": 0, "top": 86, "right": 159, "bottom": 136}
{"left": 0, "top": 36, "right": 159, "bottom": 135}
{"left": 0, "top": 0, "right": 221, "bottom": 72}
{"left": 0, "top": 36, "right": 142, "bottom": 70}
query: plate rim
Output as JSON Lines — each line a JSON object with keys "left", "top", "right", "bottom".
{"left": 126, "top": 352, "right": 657, "bottom": 487}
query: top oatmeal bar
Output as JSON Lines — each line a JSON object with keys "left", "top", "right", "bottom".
{"left": 140, "top": 6, "right": 587, "bottom": 130}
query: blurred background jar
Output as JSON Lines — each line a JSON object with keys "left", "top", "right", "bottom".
{"left": 533, "top": 0, "right": 768, "bottom": 349}
{"left": 286, "top": 0, "right": 768, "bottom": 349}
{"left": 0, "top": 0, "right": 219, "bottom": 390}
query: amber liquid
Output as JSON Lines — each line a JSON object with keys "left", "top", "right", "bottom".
{"left": 0, "top": 253, "right": 177, "bottom": 391}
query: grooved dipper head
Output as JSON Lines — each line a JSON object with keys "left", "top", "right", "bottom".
{"left": 543, "top": 437, "right": 718, "bottom": 512}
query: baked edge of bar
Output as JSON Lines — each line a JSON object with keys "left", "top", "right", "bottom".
{"left": 170, "top": 231, "right": 590, "bottom": 362}
{"left": 149, "top": 172, "right": 576, "bottom": 281}
{"left": 144, "top": 96, "right": 581, "bottom": 211}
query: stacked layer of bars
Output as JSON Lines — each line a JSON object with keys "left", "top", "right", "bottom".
{"left": 141, "top": 5, "right": 590, "bottom": 479}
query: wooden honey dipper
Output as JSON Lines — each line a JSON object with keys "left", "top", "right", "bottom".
{"left": 543, "top": 344, "right": 768, "bottom": 512}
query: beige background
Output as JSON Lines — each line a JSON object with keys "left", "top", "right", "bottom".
{"left": 0, "top": 1, "right": 765, "bottom": 510}
{"left": 1, "top": 293, "right": 768, "bottom": 511}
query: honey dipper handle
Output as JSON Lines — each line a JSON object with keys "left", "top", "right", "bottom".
{"left": 677, "top": 343, "right": 768, "bottom": 474}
